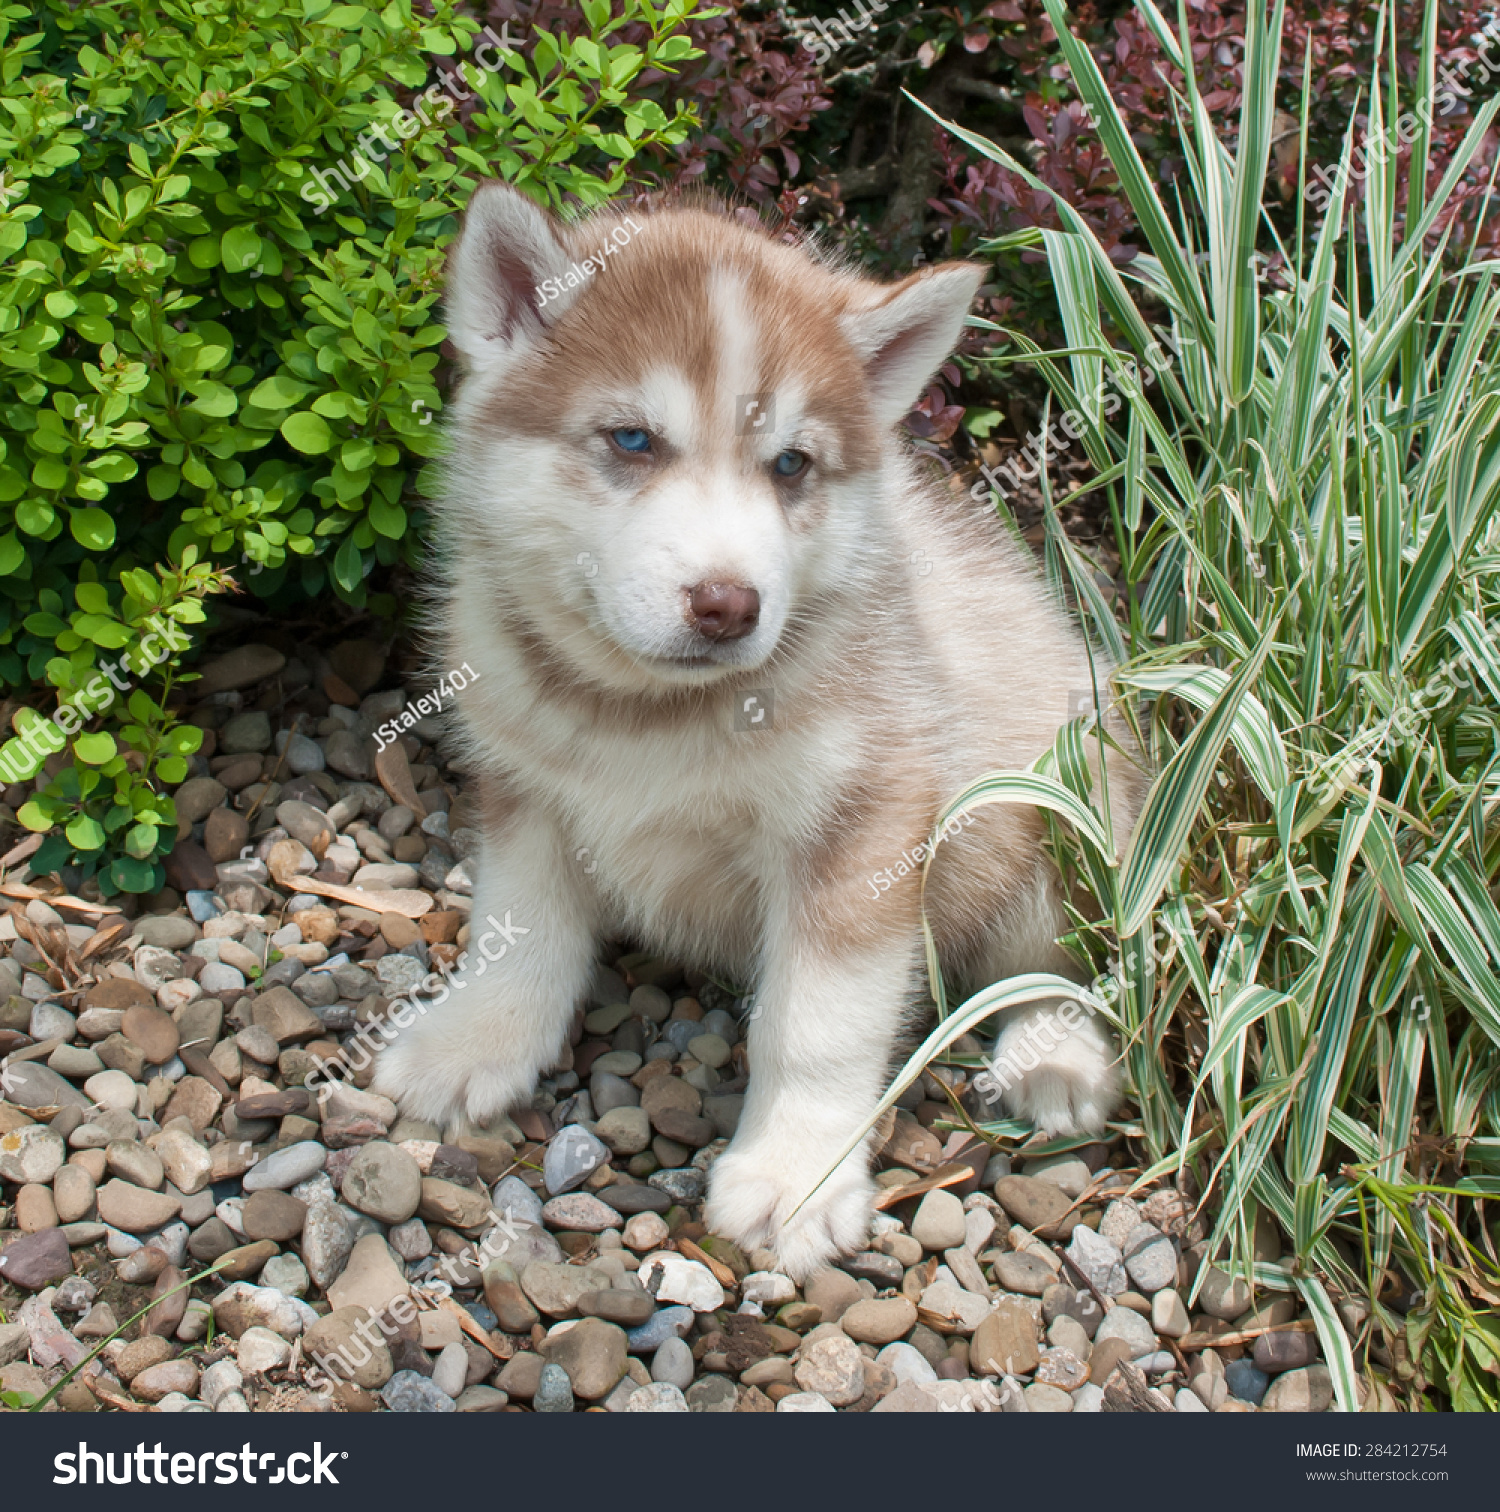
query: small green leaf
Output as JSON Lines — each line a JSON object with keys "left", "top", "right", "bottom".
{"left": 280, "top": 412, "right": 334, "bottom": 454}
{"left": 73, "top": 732, "right": 117, "bottom": 764}
{"left": 69, "top": 508, "right": 116, "bottom": 550}
{"left": 16, "top": 800, "right": 51, "bottom": 832}
{"left": 221, "top": 225, "right": 262, "bottom": 274}
{"left": 65, "top": 814, "right": 107, "bottom": 851}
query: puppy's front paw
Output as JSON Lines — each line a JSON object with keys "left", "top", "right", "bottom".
{"left": 372, "top": 1016, "right": 539, "bottom": 1130}
{"left": 993, "top": 1011, "right": 1120, "bottom": 1139}
{"left": 704, "top": 1142, "right": 874, "bottom": 1282}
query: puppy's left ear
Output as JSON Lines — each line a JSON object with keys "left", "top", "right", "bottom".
{"left": 840, "top": 263, "right": 986, "bottom": 428}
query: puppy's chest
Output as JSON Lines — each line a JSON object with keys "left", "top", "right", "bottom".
{"left": 528, "top": 718, "right": 841, "bottom": 882}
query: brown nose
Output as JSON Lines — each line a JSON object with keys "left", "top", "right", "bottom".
{"left": 688, "top": 581, "right": 760, "bottom": 641}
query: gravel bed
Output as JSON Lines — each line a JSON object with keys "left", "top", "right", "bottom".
{"left": 0, "top": 640, "right": 1371, "bottom": 1413}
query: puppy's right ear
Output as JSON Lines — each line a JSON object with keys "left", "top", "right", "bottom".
{"left": 444, "top": 181, "right": 578, "bottom": 368}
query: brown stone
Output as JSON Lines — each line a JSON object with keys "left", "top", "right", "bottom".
{"left": 215, "top": 1240, "right": 280, "bottom": 1281}
{"left": 164, "top": 840, "right": 217, "bottom": 893}
{"left": 0, "top": 1228, "right": 73, "bottom": 1290}
{"left": 116, "top": 1335, "right": 173, "bottom": 1383}
{"left": 215, "top": 755, "right": 264, "bottom": 792}
{"left": 419, "top": 910, "right": 462, "bottom": 945}
{"left": 448, "top": 1133, "right": 517, "bottom": 1185}
{"left": 1089, "top": 1336, "right": 1133, "bottom": 1385}
{"left": 650, "top": 1109, "right": 714, "bottom": 1147}
{"left": 295, "top": 907, "right": 341, "bottom": 947}
{"left": 15, "top": 1184, "right": 58, "bottom": 1232}
{"left": 972, "top": 1299, "right": 1041, "bottom": 1378}
{"left": 252, "top": 987, "right": 325, "bottom": 1044}
{"left": 234, "top": 1089, "right": 312, "bottom": 1120}
{"left": 374, "top": 741, "right": 426, "bottom": 819}
{"left": 131, "top": 1358, "right": 200, "bottom": 1402}
{"left": 204, "top": 807, "right": 250, "bottom": 864}
{"left": 994, "top": 1175, "right": 1081, "bottom": 1241}
{"left": 241, "top": 1189, "right": 307, "bottom": 1242}
{"left": 121, "top": 1004, "right": 180, "bottom": 1065}
{"left": 537, "top": 1317, "right": 628, "bottom": 1400}
{"left": 210, "top": 1140, "right": 261, "bottom": 1183}
{"left": 161, "top": 1077, "right": 222, "bottom": 1132}
{"left": 417, "top": 1178, "right": 491, "bottom": 1233}
{"left": 82, "top": 978, "right": 154, "bottom": 1012}
{"left": 640, "top": 1074, "right": 701, "bottom": 1128}
{"left": 143, "top": 1264, "right": 190, "bottom": 1338}
{"left": 95, "top": 1180, "right": 182, "bottom": 1233}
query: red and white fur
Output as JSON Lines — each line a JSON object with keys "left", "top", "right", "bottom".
{"left": 374, "top": 184, "right": 1145, "bottom": 1278}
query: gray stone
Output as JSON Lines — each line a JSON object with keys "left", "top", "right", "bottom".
{"left": 533, "top": 1362, "right": 575, "bottom": 1412}
{"left": 993, "top": 1250, "right": 1055, "bottom": 1297}
{"left": 541, "top": 1192, "right": 622, "bottom": 1234}
{"left": 626, "top": 1306, "right": 694, "bottom": 1353}
{"left": 686, "top": 1375, "right": 737, "bottom": 1412}
{"left": 1024, "top": 1154, "right": 1091, "bottom": 1197}
{"left": 220, "top": 711, "right": 272, "bottom": 755}
{"left": 650, "top": 1335, "right": 695, "bottom": 1390}
{"left": 0, "top": 1124, "right": 67, "bottom": 1184}
{"left": 1066, "top": 1223, "right": 1126, "bottom": 1296}
{"left": 242, "top": 1141, "right": 326, "bottom": 1191}
{"left": 278, "top": 731, "right": 326, "bottom": 775}
{"left": 381, "top": 1369, "right": 457, "bottom": 1412}
{"left": 3, "top": 1061, "right": 91, "bottom": 1110}
{"left": 30, "top": 1001, "right": 77, "bottom": 1040}
{"left": 1262, "top": 1362, "right": 1332, "bottom": 1412}
{"left": 542, "top": 1124, "right": 610, "bottom": 1195}
{"left": 1197, "top": 1265, "right": 1253, "bottom": 1320}
{"left": 1122, "top": 1222, "right": 1177, "bottom": 1294}
{"left": 299, "top": 1203, "right": 354, "bottom": 1291}
{"left": 647, "top": 1168, "right": 703, "bottom": 1203}
{"left": 490, "top": 1175, "right": 545, "bottom": 1229}
{"left": 342, "top": 1141, "right": 422, "bottom": 1224}
{"left": 1225, "top": 1357, "right": 1270, "bottom": 1404}
{"left": 911, "top": 1188, "right": 967, "bottom": 1252}
{"left": 626, "top": 1381, "right": 689, "bottom": 1411}
{"left": 1092, "top": 1304, "right": 1157, "bottom": 1356}
{"left": 1099, "top": 1197, "right": 1143, "bottom": 1250}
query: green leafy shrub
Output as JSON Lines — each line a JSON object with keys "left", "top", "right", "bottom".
{"left": 0, "top": 0, "right": 709, "bottom": 889}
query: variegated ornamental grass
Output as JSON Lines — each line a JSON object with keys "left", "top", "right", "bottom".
{"left": 821, "top": 0, "right": 1500, "bottom": 1411}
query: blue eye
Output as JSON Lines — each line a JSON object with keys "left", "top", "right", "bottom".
{"left": 610, "top": 428, "right": 652, "bottom": 453}
{"left": 775, "top": 449, "right": 808, "bottom": 477}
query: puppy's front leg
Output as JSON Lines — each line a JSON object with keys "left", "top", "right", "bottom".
{"left": 374, "top": 791, "right": 596, "bottom": 1131}
{"left": 704, "top": 917, "right": 923, "bottom": 1281}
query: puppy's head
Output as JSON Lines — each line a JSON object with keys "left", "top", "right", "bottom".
{"left": 440, "top": 183, "right": 982, "bottom": 690}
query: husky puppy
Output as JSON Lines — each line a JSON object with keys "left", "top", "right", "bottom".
{"left": 374, "top": 184, "right": 1144, "bottom": 1278}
